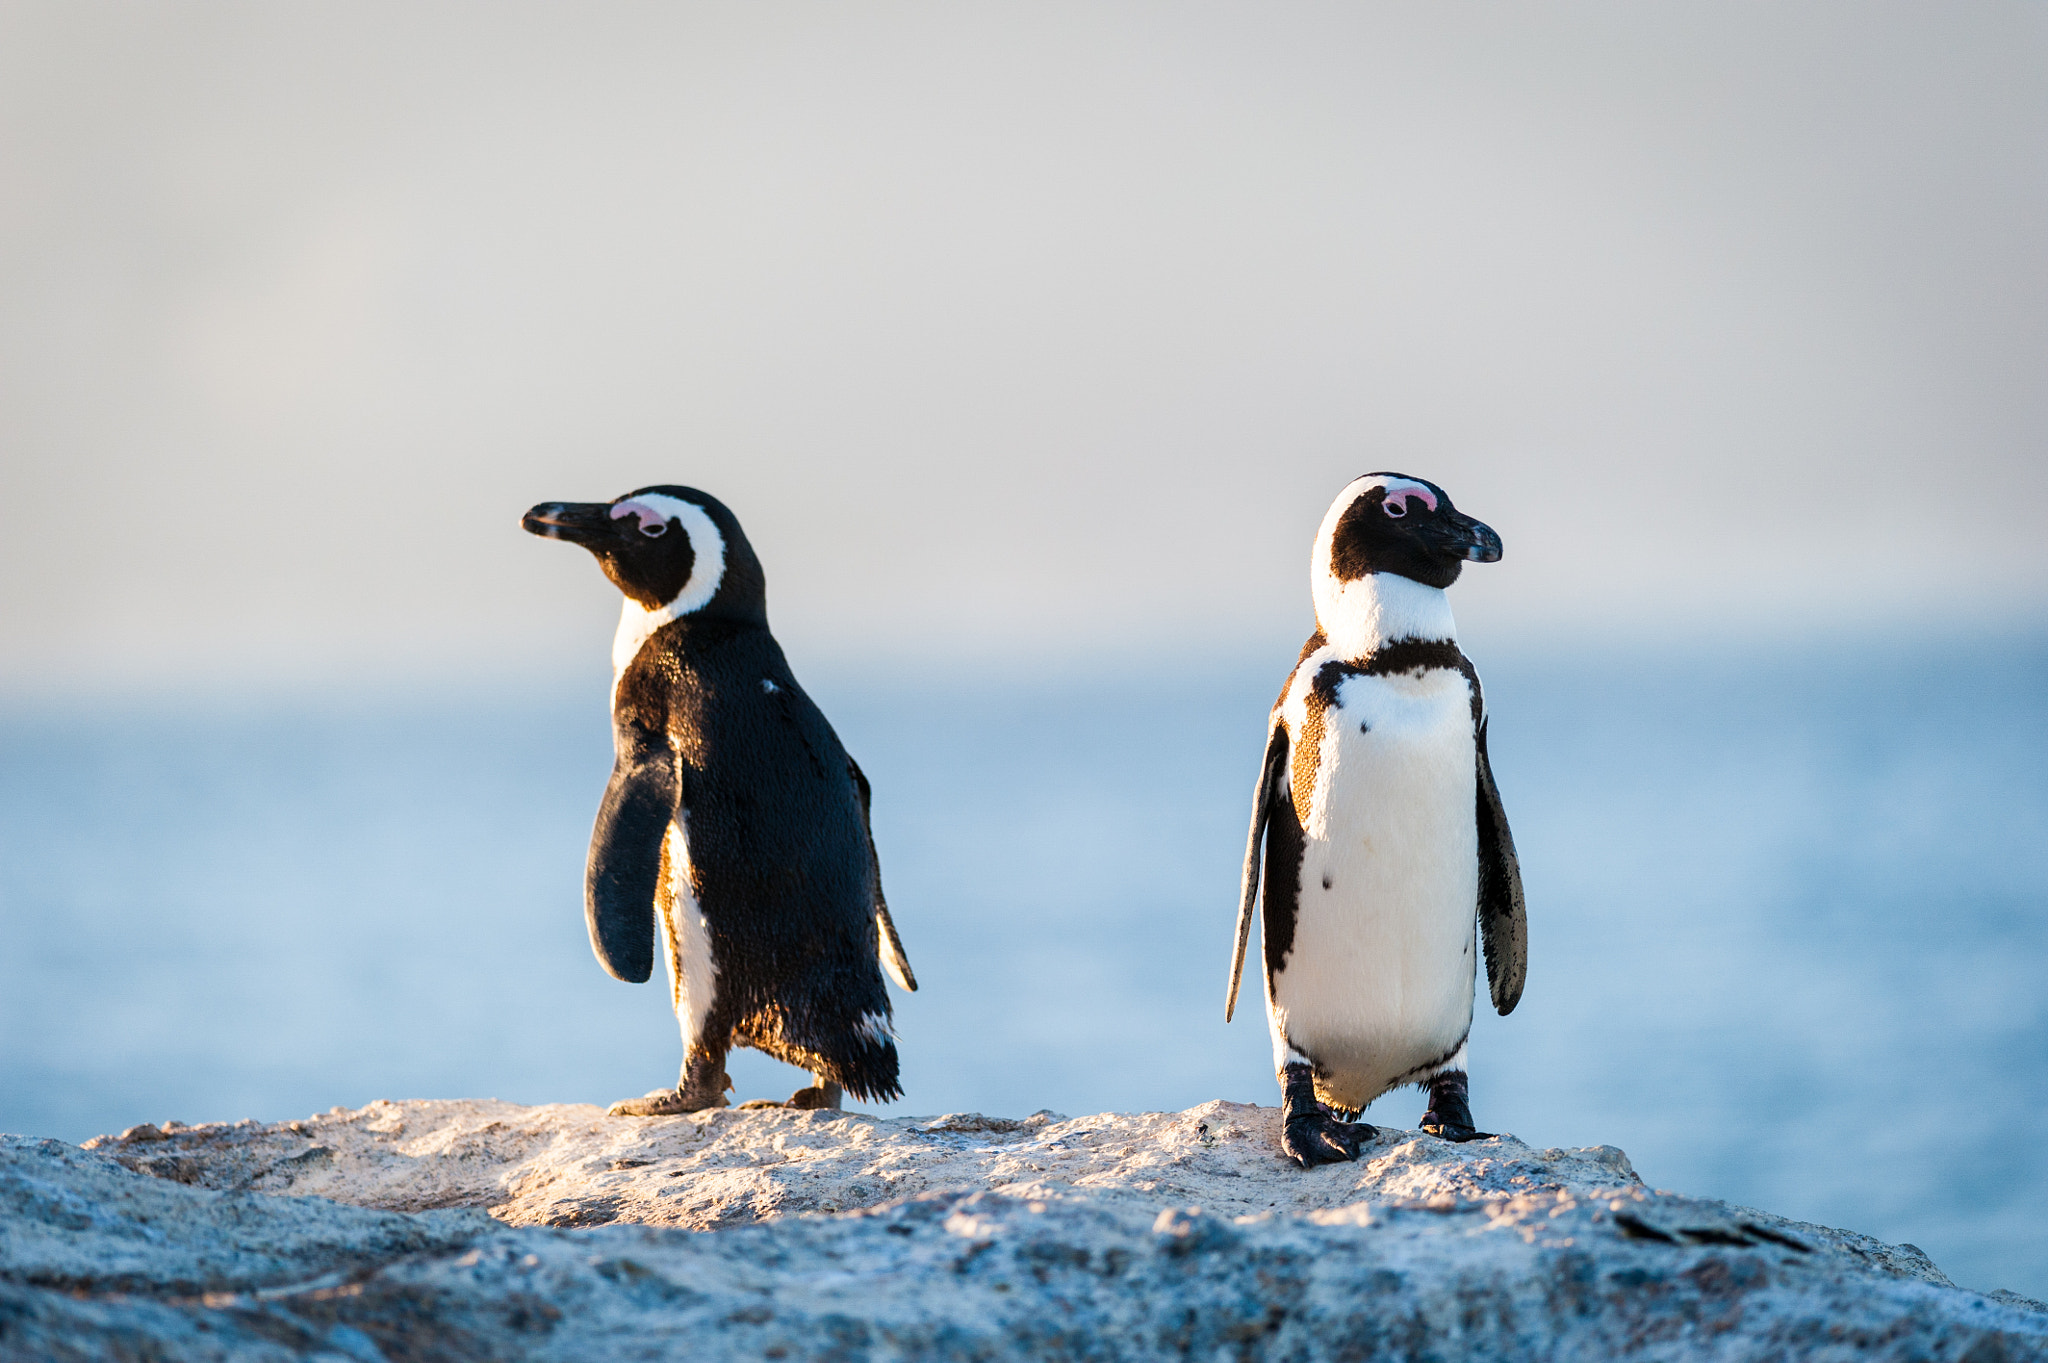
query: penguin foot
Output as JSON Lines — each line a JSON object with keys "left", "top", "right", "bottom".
{"left": 787, "top": 1082, "right": 843, "bottom": 1111}
{"left": 1278, "top": 1060, "right": 1374, "bottom": 1169}
{"left": 610, "top": 1056, "right": 733, "bottom": 1117}
{"left": 1418, "top": 1068, "right": 1495, "bottom": 1142}
{"left": 1283, "top": 1109, "right": 1372, "bottom": 1168}
{"left": 607, "top": 1086, "right": 728, "bottom": 1118}
{"left": 735, "top": 1081, "right": 844, "bottom": 1111}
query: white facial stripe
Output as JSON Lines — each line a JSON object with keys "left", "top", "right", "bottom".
{"left": 1311, "top": 476, "right": 1374, "bottom": 589}
{"left": 626, "top": 494, "right": 728, "bottom": 614}
{"left": 608, "top": 494, "right": 729, "bottom": 679}
{"left": 1310, "top": 476, "right": 1437, "bottom": 581}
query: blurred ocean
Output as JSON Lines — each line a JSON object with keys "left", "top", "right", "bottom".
{"left": 1, "top": 632, "right": 2043, "bottom": 1298}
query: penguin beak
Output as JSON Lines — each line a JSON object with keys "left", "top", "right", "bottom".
{"left": 1427, "top": 510, "right": 1503, "bottom": 564}
{"left": 521, "top": 501, "right": 618, "bottom": 546}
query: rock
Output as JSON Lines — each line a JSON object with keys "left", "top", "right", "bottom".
{"left": 0, "top": 1100, "right": 2036, "bottom": 1360}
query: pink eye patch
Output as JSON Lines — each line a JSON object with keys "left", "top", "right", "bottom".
{"left": 610, "top": 500, "right": 671, "bottom": 535}
{"left": 1381, "top": 482, "right": 1438, "bottom": 518}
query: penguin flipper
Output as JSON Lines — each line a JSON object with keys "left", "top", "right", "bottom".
{"left": 1227, "top": 721, "right": 1289, "bottom": 1022}
{"left": 875, "top": 903, "right": 917, "bottom": 993}
{"left": 1475, "top": 717, "right": 1527, "bottom": 1015}
{"left": 849, "top": 758, "right": 916, "bottom": 992}
{"left": 584, "top": 726, "right": 677, "bottom": 984}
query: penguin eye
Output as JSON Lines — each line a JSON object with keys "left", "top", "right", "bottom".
{"left": 1379, "top": 486, "right": 1439, "bottom": 520}
{"left": 609, "top": 499, "right": 677, "bottom": 538}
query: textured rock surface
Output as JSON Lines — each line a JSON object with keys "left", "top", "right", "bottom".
{"left": 0, "top": 1100, "right": 2041, "bottom": 1360}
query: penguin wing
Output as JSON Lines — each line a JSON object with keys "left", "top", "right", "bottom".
{"left": 1475, "top": 716, "right": 1528, "bottom": 1015}
{"left": 584, "top": 721, "right": 677, "bottom": 984}
{"left": 1226, "top": 720, "right": 1290, "bottom": 1022}
{"left": 849, "top": 757, "right": 917, "bottom": 992}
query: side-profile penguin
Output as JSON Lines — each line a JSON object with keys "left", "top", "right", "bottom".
{"left": 1226, "top": 473, "right": 1526, "bottom": 1168}
{"left": 522, "top": 486, "right": 917, "bottom": 1115}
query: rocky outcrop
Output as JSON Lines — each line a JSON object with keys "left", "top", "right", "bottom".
{"left": 2, "top": 1099, "right": 2042, "bottom": 1360}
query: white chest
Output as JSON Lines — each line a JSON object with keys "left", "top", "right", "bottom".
{"left": 1268, "top": 663, "right": 1481, "bottom": 1104}
{"left": 1298, "top": 667, "right": 1477, "bottom": 848}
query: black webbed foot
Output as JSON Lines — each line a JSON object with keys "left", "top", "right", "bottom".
{"left": 1284, "top": 1109, "right": 1368, "bottom": 1167}
{"left": 612, "top": 1053, "right": 732, "bottom": 1117}
{"left": 786, "top": 1081, "right": 843, "bottom": 1111}
{"left": 1279, "top": 1062, "right": 1375, "bottom": 1169}
{"left": 737, "top": 1077, "right": 844, "bottom": 1111}
{"left": 1418, "top": 1069, "right": 1495, "bottom": 1143}
{"left": 609, "top": 1086, "right": 725, "bottom": 1117}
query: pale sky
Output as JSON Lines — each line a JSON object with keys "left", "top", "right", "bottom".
{"left": 3, "top": 2, "right": 2043, "bottom": 692}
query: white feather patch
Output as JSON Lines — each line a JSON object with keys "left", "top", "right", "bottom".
{"left": 611, "top": 495, "right": 729, "bottom": 679}
{"left": 1265, "top": 664, "right": 1480, "bottom": 1111}
{"left": 657, "top": 819, "right": 719, "bottom": 1051}
{"left": 855, "top": 1010, "right": 894, "bottom": 1046}
{"left": 1274, "top": 1041, "right": 1316, "bottom": 1074}
{"left": 1422, "top": 1042, "right": 1469, "bottom": 1083}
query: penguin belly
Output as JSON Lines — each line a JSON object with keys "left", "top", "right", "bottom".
{"left": 655, "top": 820, "right": 718, "bottom": 1051}
{"left": 1270, "top": 667, "right": 1479, "bottom": 1112}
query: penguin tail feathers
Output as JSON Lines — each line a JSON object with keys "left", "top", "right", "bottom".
{"left": 827, "top": 1021, "right": 904, "bottom": 1104}
{"left": 812, "top": 1010, "right": 904, "bottom": 1105}
{"left": 742, "top": 1004, "right": 904, "bottom": 1104}
{"left": 838, "top": 1069, "right": 905, "bottom": 1105}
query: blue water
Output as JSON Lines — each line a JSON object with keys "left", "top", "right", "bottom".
{"left": 1, "top": 634, "right": 2043, "bottom": 1297}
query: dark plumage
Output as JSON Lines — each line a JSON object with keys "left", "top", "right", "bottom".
{"left": 523, "top": 486, "right": 915, "bottom": 1114}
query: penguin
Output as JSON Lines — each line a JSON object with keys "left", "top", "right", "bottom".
{"left": 1225, "top": 473, "right": 1526, "bottom": 1168}
{"left": 522, "top": 486, "right": 917, "bottom": 1115}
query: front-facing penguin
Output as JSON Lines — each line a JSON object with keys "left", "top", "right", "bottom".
{"left": 1226, "top": 473, "right": 1526, "bottom": 1168}
{"left": 523, "top": 486, "right": 916, "bottom": 1115}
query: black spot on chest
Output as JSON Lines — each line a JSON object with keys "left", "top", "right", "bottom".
{"left": 1284, "top": 636, "right": 1483, "bottom": 822}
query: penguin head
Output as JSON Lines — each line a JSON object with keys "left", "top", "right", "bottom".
{"left": 1314, "top": 473, "right": 1501, "bottom": 592}
{"left": 521, "top": 485, "right": 767, "bottom": 624}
